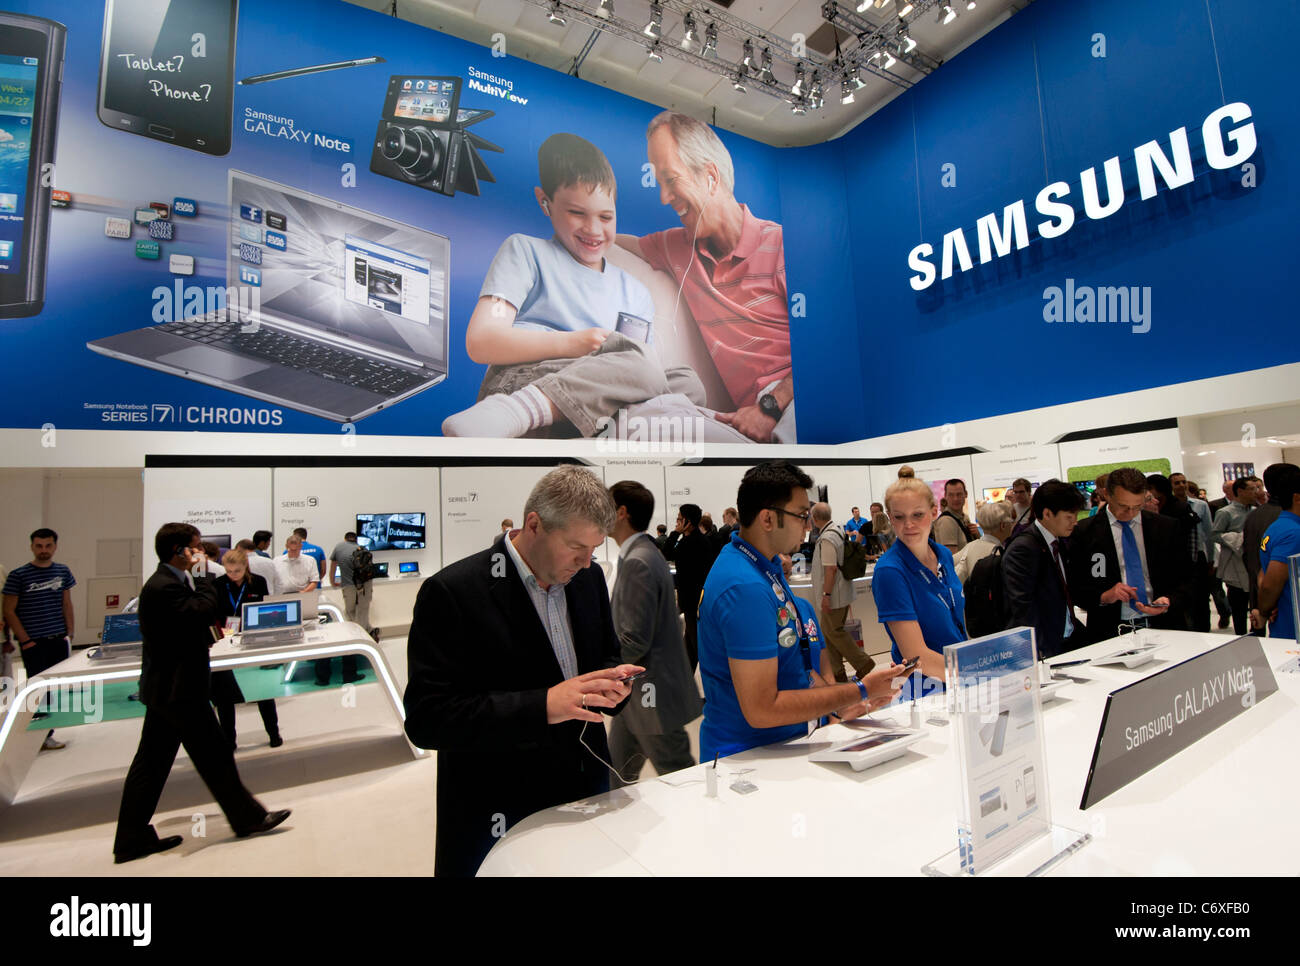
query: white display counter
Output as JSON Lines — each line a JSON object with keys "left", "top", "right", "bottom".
{"left": 478, "top": 631, "right": 1299, "bottom": 876}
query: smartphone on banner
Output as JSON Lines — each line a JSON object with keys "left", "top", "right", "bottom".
{"left": 0, "top": 13, "right": 65, "bottom": 319}
{"left": 97, "top": 0, "right": 239, "bottom": 156}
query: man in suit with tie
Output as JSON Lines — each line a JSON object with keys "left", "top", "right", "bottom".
{"left": 1068, "top": 468, "right": 1193, "bottom": 642}
{"left": 1002, "top": 481, "right": 1086, "bottom": 659}
{"left": 113, "top": 523, "right": 290, "bottom": 863}
{"left": 606, "top": 481, "right": 702, "bottom": 783}
{"left": 403, "top": 467, "right": 641, "bottom": 877}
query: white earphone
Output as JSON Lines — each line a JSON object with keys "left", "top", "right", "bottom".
{"left": 541, "top": 198, "right": 551, "bottom": 214}
{"left": 708, "top": 175, "right": 715, "bottom": 191}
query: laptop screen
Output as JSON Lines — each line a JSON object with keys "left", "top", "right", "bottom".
{"left": 103, "top": 613, "right": 142, "bottom": 645}
{"left": 242, "top": 599, "right": 302, "bottom": 631}
{"left": 226, "top": 170, "right": 449, "bottom": 368}
{"left": 399, "top": 561, "right": 418, "bottom": 574}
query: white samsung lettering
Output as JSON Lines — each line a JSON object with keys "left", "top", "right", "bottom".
{"left": 908, "top": 102, "right": 1257, "bottom": 290}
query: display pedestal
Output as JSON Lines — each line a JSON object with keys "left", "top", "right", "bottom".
{"left": 922, "top": 825, "right": 1091, "bottom": 877}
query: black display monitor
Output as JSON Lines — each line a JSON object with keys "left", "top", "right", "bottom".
{"left": 356, "top": 512, "right": 426, "bottom": 551}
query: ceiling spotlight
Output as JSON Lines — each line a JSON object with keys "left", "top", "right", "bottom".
{"left": 791, "top": 97, "right": 807, "bottom": 116}
{"left": 732, "top": 67, "right": 747, "bottom": 93}
{"left": 898, "top": 2, "right": 914, "bottom": 14}
{"left": 967, "top": 0, "right": 977, "bottom": 9}
{"left": 874, "top": 0, "right": 892, "bottom": 8}
{"left": 758, "top": 47, "right": 775, "bottom": 85}
{"left": 940, "top": 3, "right": 957, "bottom": 24}
{"left": 595, "top": 0, "right": 612, "bottom": 19}
{"left": 871, "top": 49, "right": 896, "bottom": 70}
{"left": 643, "top": 1, "right": 662, "bottom": 39}
{"left": 898, "top": 25, "right": 917, "bottom": 52}
{"left": 702, "top": 22, "right": 718, "bottom": 59}
{"left": 810, "top": 72, "right": 824, "bottom": 109}
{"left": 742, "top": 39, "right": 755, "bottom": 69}
{"left": 681, "top": 12, "right": 698, "bottom": 51}
{"left": 840, "top": 76, "right": 855, "bottom": 105}
{"left": 791, "top": 65, "right": 806, "bottom": 97}
{"left": 856, "top": 0, "right": 871, "bottom": 11}
{"left": 547, "top": 1, "right": 565, "bottom": 26}
{"left": 646, "top": 39, "right": 663, "bottom": 61}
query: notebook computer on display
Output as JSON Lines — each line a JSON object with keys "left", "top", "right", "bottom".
{"left": 374, "top": 561, "right": 389, "bottom": 578}
{"left": 88, "top": 613, "right": 144, "bottom": 660}
{"left": 262, "top": 592, "right": 319, "bottom": 621}
{"left": 86, "top": 170, "right": 451, "bottom": 422}
{"left": 398, "top": 561, "right": 419, "bottom": 577}
{"left": 239, "top": 598, "right": 304, "bottom": 646}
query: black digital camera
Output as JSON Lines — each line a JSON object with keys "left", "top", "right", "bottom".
{"left": 369, "top": 75, "right": 503, "bottom": 197}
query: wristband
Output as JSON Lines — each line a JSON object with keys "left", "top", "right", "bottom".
{"left": 849, "top": 675, "right": 868, "bottom": 702}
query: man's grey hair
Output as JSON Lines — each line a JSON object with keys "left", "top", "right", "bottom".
{"left": 646, "top": 111, "right": 735, "bottom": 194}
{"left": 524, "top": 465, "right": 616, "bottom": 534}
{"left": 976, "top": 500, "right": 1014, "bottom": 532}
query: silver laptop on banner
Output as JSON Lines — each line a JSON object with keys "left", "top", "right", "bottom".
{"left": 239, "top": 598, "right": 304, "bottom": 647}
{"left": 87, "top": 170, "right": 450, "bottom": 422}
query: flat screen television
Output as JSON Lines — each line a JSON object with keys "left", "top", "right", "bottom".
{"left": 356, "top": 512, "right": 426, "bottom": 551}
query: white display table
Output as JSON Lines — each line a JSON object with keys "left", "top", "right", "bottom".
{"left": 0, "top": 621, "right": 424, "bottom": 807}
{"left": 478, "top": 631, "right": 1298, "bottom": 876}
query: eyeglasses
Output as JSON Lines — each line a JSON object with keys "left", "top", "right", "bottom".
{"left": 764, "top": 506, "right": 811, "bottom": 523}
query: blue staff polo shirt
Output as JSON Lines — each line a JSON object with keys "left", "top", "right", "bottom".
{"left": 1259, "top": 510, "right": 1300, "bottom": 641}
{"left": 871, "top": 538, "right": 967, "bottom": 701}
{"left": 698, "top": 532, "right": 823, "bottom": 761}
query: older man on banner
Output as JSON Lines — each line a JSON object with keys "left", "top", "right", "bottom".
{"left": 619, "top": 111, "right": 794, "bottom": 443}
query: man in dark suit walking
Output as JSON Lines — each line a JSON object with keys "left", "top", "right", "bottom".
{"left": 1002, "top": 481, "right": 1086, "bottom": 659}
{"left": 1068, "top": 468, "right": 1193, "bottom": 642}
{"left": 113, "top": 523, "right": 290, "bottom": 863}
{"left": 606, "top": 481, "right": 702, "bottom": 784}
{"left": 660, "top": 502, "right": 711, "bottom": 670}
{"left": 403, "top": 467, "right": 641, "bottom": 877}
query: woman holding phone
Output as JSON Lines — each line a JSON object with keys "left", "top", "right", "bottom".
{"left": 212, "top": 547, "right": 282, "bottom": 749}
{"left": 871, "top": 478, "right": 969, "bottom": 701}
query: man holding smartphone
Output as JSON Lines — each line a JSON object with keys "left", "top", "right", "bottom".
{"left": 113, "top": 523, "right": 290, "bottom": 863}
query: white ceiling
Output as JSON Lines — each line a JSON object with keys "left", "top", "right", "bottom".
{"left": 344, "top": 0, "right": 1030, "bottom": 146}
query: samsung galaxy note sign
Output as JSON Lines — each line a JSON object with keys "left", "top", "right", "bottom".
{"left": 907, "top": 103, "right": 1257, "bottom": 291}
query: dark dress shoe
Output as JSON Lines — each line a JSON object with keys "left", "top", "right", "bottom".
{"left": 269, "top": 732, "right": 284, "bottom": 748}
{"left": 115, "top": 835, "right": 184, "bottom": 864}
{"left": 236, "top": 809, "right": 291, "bottom": 838}
{"left": 342, "top": 672, "right": 365, "bottom": 684}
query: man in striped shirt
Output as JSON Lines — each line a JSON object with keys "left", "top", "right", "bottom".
{"left": 2, "top": 528, "right": 76, "bottom": 750}
{"left": 620, "top": 111, "right": 795, "bottom": 443}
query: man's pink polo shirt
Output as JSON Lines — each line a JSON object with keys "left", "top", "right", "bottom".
{"left": 638, "top": 204, "right": 790, "bottom": 409}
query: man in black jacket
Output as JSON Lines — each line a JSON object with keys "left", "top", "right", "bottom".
{"left": 660, "top": 502, "right": 711, "bottom": 670}
{"left": 403, "top": 467, "right": 640, "bottom": 877}
{"left": 113, "top": 523, "right": 289, "bottom": 863}
{"left": 1068, "top": 468, "right": 1192, "bottom": 642}
{"left": 1002, "top": 481, "right": 1086, "bottom": 659}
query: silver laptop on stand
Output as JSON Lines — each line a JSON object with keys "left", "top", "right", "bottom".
{"left": 239, "top": 599, "right": 305, "bottom": 647}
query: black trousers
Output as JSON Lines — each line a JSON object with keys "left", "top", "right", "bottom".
{"left": 19, "top": 635, "right": 69, "bottom": 718}
{"left": 113, "top": 700, "right": 267, "bottom": 856}
{"left": 211, "top": 669, "right": 279, "bottom": 745}
{"left": 313, "top": 654, "right": 359, "bottom": 685}
{"left": 1227, "top": 586, "right": 1250, "bottom": 636}
{"left": 1188, "top": 554, "right": 1211, "bottom": 632}
{"left": 681, "top": 610, "right": 698, "bottom": 672}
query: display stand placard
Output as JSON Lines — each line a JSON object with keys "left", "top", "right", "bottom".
{"left": 923, "top": 627, "right": 1088, "bottom": 876}
{"left": 1080, "top": 634, "right": 1279, "bottom": 808}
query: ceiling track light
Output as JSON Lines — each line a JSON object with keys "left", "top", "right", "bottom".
{"left": 940, "top": 3, "right": 957, "bottom": 24}
{"left": 647, "top": 39, "right": 663, "bottom": 61}
{"left": 898, "top": 2, "right": 914, "bottom": 14}
{"left": 840, "top": 75, "right": 855, "bottom": 104}
{"left": 758, "top": 47, "right": 775, "bottom": 85}
{"left": 742, "top": 38, "right": 755, "bottom": 69}
{"left": 643, "top": 0, "right": 662, "bottom": 39}
{"left": 547, "top": 0, "right": 565, "bottom": 26}
{"left": 681, "top": 12, "right": 698, "bottom": 51}
{"left": 702, "top": 22, "right": 718, "bottom": 59}
{"left": 809, "top": 71, "right": 824, "bottom": 109}
{"left": 595, "top": 0, "right": 612, "bottom": 20}
{"left": 732, "top": 67, "right": 747, "bottom": 92}
{"left": 856, "top": 0, "right": 871, "bottom": 11}
{"left": 790, "top": 97, "right": 807, "bottom": 116}
{"left": 791, "top": 64, "right": 806, "bottom": 97}
{"left": 874, "top": 0, "right": 892, "bottom": 8}
{"left": 967, "top": 0, "right": 977, "bottom": 9}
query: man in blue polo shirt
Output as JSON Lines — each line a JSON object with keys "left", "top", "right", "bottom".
{"left": 1257, "top": 465, "right": 1300, "bottom": 640}
{"left": 697, "top": 461, "right": 907, "bottom": 760}
{"left": 2, "top": 528, "right": 76, "bottom": 751}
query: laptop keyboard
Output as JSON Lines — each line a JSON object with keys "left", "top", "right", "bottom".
{"left": 158, "top": 317, "right": 429, "bottom": 396}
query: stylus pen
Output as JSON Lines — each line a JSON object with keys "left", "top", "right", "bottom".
{"left": 239, "top": 56, "right": 385, "bottom": 86}
{"left": 1048, "top": 658, "right": 1091, "bottom": 669}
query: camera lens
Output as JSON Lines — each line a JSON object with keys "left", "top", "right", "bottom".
{"left": 381, "top": 124, "right": 441, "bottom": 180}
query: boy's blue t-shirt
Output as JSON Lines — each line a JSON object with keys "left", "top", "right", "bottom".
{"left": 479, "top": 234, "right": 655, "bottom": 335}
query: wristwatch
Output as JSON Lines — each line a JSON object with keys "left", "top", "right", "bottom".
{"left": 758, "top": 392, "right": 782, "bottom": 421}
